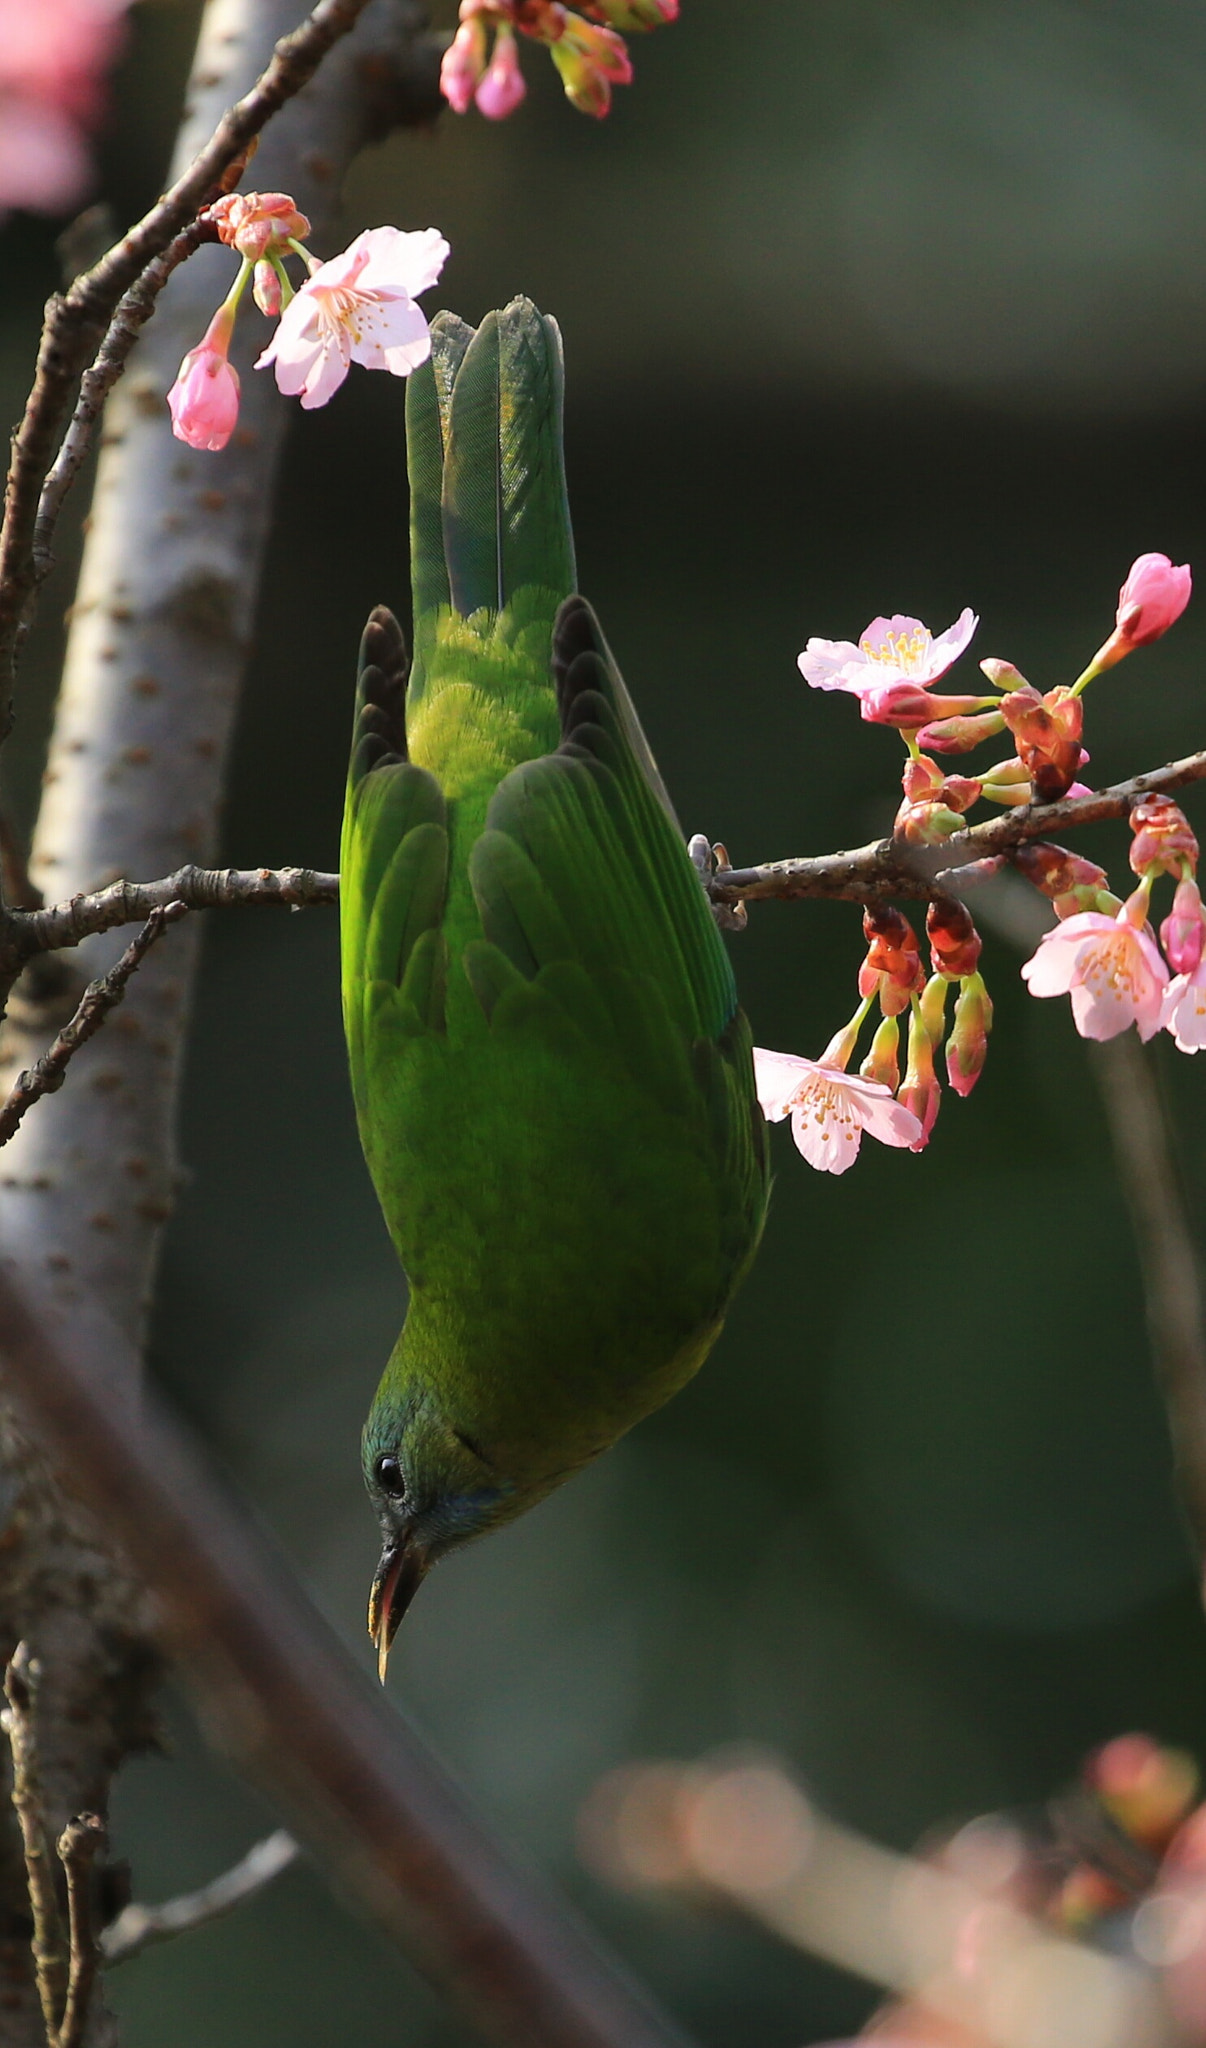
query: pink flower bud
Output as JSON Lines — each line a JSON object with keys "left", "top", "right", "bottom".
{"left": 901, "top": 754, "right": 945, "bottom": 803}
{"left": 927, "top": 899, "right": 982, "bottom": 980}
{"left": 1114, "top": 553, "right": 1192, "bottom": 649}
{"left": 919, "top": 971, "right": 949, "bottom": 1043}
{"left": 859, "top": 1012, "right": 900, "bottom": 1091}
{"left": 1128, "top": 794, "right": 1199, "bottom": 878}
{"left": 1089, "top": 553, "right": 1192, "bottom": 675}
{"left": 918, "top": 709, "right": 1006, "bottom": 754}
{"left": 1161, "top": 877, "right": 1206, "bottom": 976}
{"left": 475, "top": 23, "right": 526, "bottom": 116}
{"left": 860, "top": 683, "right": 989, "bottom": 729}
{"left": 208, "top": 191, "right": 310, "bottom": 260}
{"left": 441, "top": 15, "right": 488, "bottom": 112}
{"left": 946, "top": 973, "right": 992, "bottom": 1097}
{"left": 897, "top": 1008, "right": 940, "bottom": 1150}
{"left": 252, "top": 260, "right": 281, "bottom": 317}
{"left": 166, "top": 307, "right": 240, "bottom": 452}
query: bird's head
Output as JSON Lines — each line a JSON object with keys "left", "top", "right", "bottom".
{"left": 362, "top": 1380, "right": 509, "bottom": 1681}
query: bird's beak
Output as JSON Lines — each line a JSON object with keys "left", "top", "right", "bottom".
{"left": 368, "top": 1533, "right": 429, "bottom": 1683}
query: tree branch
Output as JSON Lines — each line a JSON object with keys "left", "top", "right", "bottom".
{"left": 101, "top": 1830, "right": 299, "bottom": 1965}
{"left": 10, "top": 866, "right": 337, "bottom": 966}
{"left": 2, "top": 1647, "right": 67, "bottom": 2044}
{"left": 0, "top": 1267, "right": 694, "bottom": 2048}
{"left": 0, "top": 905, "right": 187, "bottom": 1147}
{"left": 0, "top": 0, "right": 387, "bottom": 717}
{"left": 55, "top": 1812, "right": 105, "bottom": 2048}
{"left": 709, "top": 747, "right": 1206, "bottom": 908}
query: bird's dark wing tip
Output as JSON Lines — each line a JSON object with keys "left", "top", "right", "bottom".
{"left": 357, "top": 606, "right": 410, "bottom": 760}
{"left": 552, "top": 596, "right": 605, "bottom": 727}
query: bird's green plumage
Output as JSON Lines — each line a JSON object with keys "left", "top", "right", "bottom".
{"left": 341, "top": 298, "right": 768, "bottom": 1593}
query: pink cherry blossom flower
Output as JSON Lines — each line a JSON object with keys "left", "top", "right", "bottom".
{"left": 753, "top": 1046, "right": 923, "bottom": 1175}
{"left": 1163, "top": 961, "right": 1206, "bottom": 1053}
{"left": 798, "top": 609, "right": 978, "bottom": 699}
{"left": 1161, "top": 877, "right": 1206, "bottom": 977}
{"left": 1020, "top": 907, "right": 1168, "bottom": 1042}
{"left": 167, "top": 307, "right": 241, "bottom": 452}
{"left": 256, "top": 226, "right": 449, "bottom": 411}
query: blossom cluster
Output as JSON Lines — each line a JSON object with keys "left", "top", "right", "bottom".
{"left": 757, "top": 553, "right": 1195, "bottom": 1173}
{"left": 166, "top": 194, "right": 449, "bottom": 452}
{"left": 441, "top": 0, "right": 678, "bottom": 122}
{"left": 0, "top": 0, "right": 130, "bottom": 217}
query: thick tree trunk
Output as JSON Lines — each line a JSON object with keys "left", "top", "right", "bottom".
{"left": 0, "top": 5, "right": 439, "bottom": 2039}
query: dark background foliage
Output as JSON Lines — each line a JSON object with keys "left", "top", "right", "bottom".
{"left": 5, "top": 2, "right": 1206, "bottom": 2041}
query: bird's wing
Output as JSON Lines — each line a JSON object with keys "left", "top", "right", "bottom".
{"left": 340, "top": 607, "right": 449, "bottom": 1131}
{"left": 465, "top": 595, "right": 768, "bottom": 1274}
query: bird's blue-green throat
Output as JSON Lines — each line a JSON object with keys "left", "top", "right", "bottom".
{"left": 340, "top": 298, "right": 768, "bottom": 1679}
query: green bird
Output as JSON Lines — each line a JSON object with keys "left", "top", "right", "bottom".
{"left": 340, "top": 297, "right": 768, "bottom": 1678}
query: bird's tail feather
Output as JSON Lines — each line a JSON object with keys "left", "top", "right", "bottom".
{"left": 406, "top": 298, "right": 576, "bottom": 700}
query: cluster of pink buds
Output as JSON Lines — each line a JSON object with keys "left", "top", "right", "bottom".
{"left": 759, "top": 551, "right": 1196, "bottom": 1172}
{"left": 165, "top": 192, "right": 449, "bottom": 453}
{"left": 440, "top": 0, "right": 677, "bottom": 121}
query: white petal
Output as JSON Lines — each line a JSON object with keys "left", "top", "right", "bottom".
{"left": 858, "top": 1091, "right": 925, "bottom": 1149}
{"left": 355, "top": 226, "right": 450, "bottom": 297}
{"left": 348, "top": 294, "right": 431, "bottom": 371}
{"left": 297, "top": 334, "right": 352, "bottom": 408}
{"left": 751, "top": 1046, "right": 814, "bottom": 1122}
{"left": 927, "top": 607, "right": 979, "bottom": 674}
{"left": 797, "top": 637, "right": 863, "bottom": 690}
{"left": 791, "top": 1095, "right": 862, "bottom": 1173}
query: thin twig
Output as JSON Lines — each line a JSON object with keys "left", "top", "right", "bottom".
{"left": 709, "top": 746, "right": 1206, "bottom": 908}
{"left": 0, "top": 1268, "right": 694, "bottom": 2048}
{"left": 2, "top": 1645, "right": 68, "bottom": 2042}
{"left": 1090, "top": 1033, "right": 1206, "bottom": 1588}
{"left": 56, "top": 1812, "right": 105, "bottom": 2048}
{"left": 0, "top": 903, "right": 187, "bottom": 1145}
{"left": 0, "top": 0, "right": 378, "bottom": 717}
{"left": 101, "top": 1829, "right": 299, "bottom": 1965}
{"left": 31, "top": 217, "right": 220, "bottom": 576}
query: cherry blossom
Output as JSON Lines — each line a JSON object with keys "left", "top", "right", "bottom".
{"left": 753, "top": 1046, "right": 922, "bottom": 1175}
{"left": 1113, "top": 552, "right": 1192, "bottom": 650}
{"left": 256, "top": 226, "right": 449, "bottom": 411}
{"left": 1020, "top": 906, "right": 1168, "bottom": 1042}
{"left": 798, "top": 608, "right": 978, "bottom": 699}
{"left": 1162, "top": 964, "right": 1206, "bottom": 1053}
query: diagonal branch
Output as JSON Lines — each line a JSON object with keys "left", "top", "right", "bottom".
{"left": 709, "top": 746, "right": 1206, "bottom": 908}
{"left": 0, "top": 904, "right": 187, "bottom": 1147}
{"left": 0, "top": 1265, "right": 694, "bottom": 2048}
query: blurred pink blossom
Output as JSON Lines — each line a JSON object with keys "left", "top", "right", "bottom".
{"left": 0, "top": 0, "right": 130, "bottom": 216}
{"left": 754, "top": 1046, "right": 922, "bottom": 1174}
{"left": 475, "top": 24, "right": 526, "bottom": 117}
{"left": 1021, "top": 905, "right": 1168, "bottom": 1042}
{"left": 798, "top": 609, "right": 978, "bottom": 698}
{"left": 256, "top": 226, "right": 448, "bottom": 410}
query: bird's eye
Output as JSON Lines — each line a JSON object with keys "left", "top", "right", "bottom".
{"left": 375, "top": 1453, "right": 407, "bottom": 1499}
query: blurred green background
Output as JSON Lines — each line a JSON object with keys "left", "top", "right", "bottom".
{"left": 7, "top": 1, "right": 1206, "bottom": 2041}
